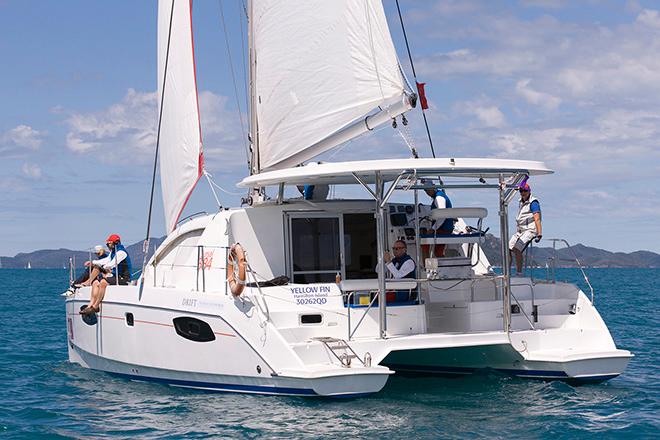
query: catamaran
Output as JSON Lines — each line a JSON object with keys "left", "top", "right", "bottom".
{"left": 64, "top": 0, "right": 631, "bottom": 396}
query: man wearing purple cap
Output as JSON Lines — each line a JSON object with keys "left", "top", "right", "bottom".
{"left": 509, "top": 182, "right": 542, "bottom": 275}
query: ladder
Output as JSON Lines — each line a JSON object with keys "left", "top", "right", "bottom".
{"left": 312, "top": 337, "right": 366, "bottom": 368}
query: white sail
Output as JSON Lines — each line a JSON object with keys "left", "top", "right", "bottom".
{"left": 158, "top": 0, "right": 203, "bottom": 232}
{"left": 252, "top": 0, "right": 411, "bottom": 172}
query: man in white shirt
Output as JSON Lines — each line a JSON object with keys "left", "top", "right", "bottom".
{"left": 383, "top": 240, "right": 416, "bottom": 279}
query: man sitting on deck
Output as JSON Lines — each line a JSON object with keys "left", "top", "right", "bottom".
{"left": 80, "top": 234, "right": 132, "bottom": 315}
{"left": 381, "top": 240, "right": 416, "bottom": 302}
{"left": 63, "top": 245, "right": 108, "bottom": 296}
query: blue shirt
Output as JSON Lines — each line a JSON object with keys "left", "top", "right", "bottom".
{"left": 303, "top": 185, "right": 315, "bottom": 200}
{"left": 530, "top": 200, "right": 541, "bottom": 214}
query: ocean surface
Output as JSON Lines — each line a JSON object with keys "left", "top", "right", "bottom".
{"left": 0, "top": 268, "right": 657, "bottom": 439}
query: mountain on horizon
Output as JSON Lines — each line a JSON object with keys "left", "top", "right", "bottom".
{"left": 1, "top": 235, "right": 658, "bottom": 269}
{"left": 0, "top": 237, "right": 165, "bottom": 270}
{"left": 480, "top": 235, "right": 660, "bottom": 268}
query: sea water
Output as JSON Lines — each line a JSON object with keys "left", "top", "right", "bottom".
{"left": 0, "top": 268, "right": 657, "bottom": 439}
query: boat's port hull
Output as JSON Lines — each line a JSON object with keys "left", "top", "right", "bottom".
{"left": 69, "top": 344, "right": 389, "bottom": 397}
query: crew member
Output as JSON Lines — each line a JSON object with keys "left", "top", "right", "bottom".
{"left": 509, "top": 182, "right": 542, "bottom": 275}
{"left": 383, "top": 240, "right": 416, "bottom": 279}
{"left": 379, "top": 240, "right": 417, "bottom": 302}
{"left": 62, "top": 245, "right": 108, "bottom": 296}
{"left": 423, "top": 180, "right": 456, "bottom": 257}
{"left": 80, "top": 234, "right": 132, "bottom": 315}
{"left": 298, "top": 184, "right": 329, "bottom": 201}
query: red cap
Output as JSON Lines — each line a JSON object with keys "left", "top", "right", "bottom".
{"left": 106, "top": 234, "right": 121, "bottom": 243}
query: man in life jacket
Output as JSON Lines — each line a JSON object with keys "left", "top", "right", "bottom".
{"left": 423, "top": 180, "right": 456, "bottom": 257}
{"left": 80, "top": 234, "right": 132, "bottom": 315}
{"left": 509, "top": 182, "right": 542, "bottom": 275}
{"left": 381, "top": 240, "right": 417, "bottom": 302}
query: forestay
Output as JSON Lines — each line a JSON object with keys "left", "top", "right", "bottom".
{"left": 158, "top": 0, "right": 204, "bottom": 232}
{"left": 253, "top": 0, "right": 410, "bottom": 171}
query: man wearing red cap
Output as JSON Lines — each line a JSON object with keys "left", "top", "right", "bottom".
{"left": 509, "top": 182, "right": 542, "bottom": 275}
{"left": 80, "top": 234, "right": 132, "bottom": 315}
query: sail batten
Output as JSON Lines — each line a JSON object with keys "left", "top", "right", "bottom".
{"left": 252, "top": 0, "right": 409, "bottom": 172}
{"left": 158, "top": 0, "right": 203, "bottom": 232}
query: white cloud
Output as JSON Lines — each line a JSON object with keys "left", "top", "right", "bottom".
{"left": 62, "top": 89, "right": 246, "bottom": 170}
{"left": 64, "top": 88, "right": 157, "bottom": 155}
{"left": 415, "top": 5, "right": 660, "bottom": 106}
{"left": 516, "top": 79, "right": 561, "bottom": 110}
{"left": 1, "top": 125, "right": 44, "bottom": 152}
{"left": 21, "top": 163, "right": 42, "bottom": 179}
{"left": 455, "top": 100, "right": 506, "bottom": 128}
{"left": 636, "top": 9, "right": 660, "bottom": 29}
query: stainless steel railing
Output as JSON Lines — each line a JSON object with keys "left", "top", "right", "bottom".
{"left": 525, "top": 238, "right": 595, "bottom": 304}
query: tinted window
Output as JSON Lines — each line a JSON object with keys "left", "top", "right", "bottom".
{"left": 343, "top": 213, "right": 377, "bottom": 280}
{"left": 173, "top": 317, "right": 216, "bottom": 342}
{"left": 291, "top": 217, "right": 340, "bottom": 283}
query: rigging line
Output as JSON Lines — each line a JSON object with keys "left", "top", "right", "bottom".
{"left": 366, "top": 3, "right": 416, "bottom": 160}
{"left": 205, "top": 170, "right": 245, "bottom": 196}
{"left": 239, "top": 0, "right": 249, "bottom": 120}
{"left": 395, "top": 0, "right": 436, "bottom": 159}
{"left": 141, "top": 0, "right": 176, "bottom": 280}
{"left": 218, "top": 0, "right": 250, "bottom": 166}
{"left": 203, "top": 170, "right": 222, "bottom": 210}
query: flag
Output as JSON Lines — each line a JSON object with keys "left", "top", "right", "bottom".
{"left": 416, "top": 81, "right": 429, "bottom": 110}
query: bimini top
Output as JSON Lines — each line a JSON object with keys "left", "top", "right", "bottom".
{"left": 238, "top": 158, "right": 553, "bottom": 188}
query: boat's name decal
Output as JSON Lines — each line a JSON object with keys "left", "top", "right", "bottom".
{"left": 290, "top": 285, "right": 332, "bottom": 306}
{"left": 181, "top": 298, "right": 223, "bottom": 310}
{"left": 182, "top": 298, "right": 197, "bottom": 307}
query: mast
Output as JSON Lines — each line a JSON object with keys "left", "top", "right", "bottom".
{"left": 247, "top": 0, "right": 259, "bottom": 177}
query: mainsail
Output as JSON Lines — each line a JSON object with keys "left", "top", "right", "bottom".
{"left": 251, "top": 0, "right": 413, "bottom": 172}
{"left": 158, "top": 0, "right": 203, "bottom": 232}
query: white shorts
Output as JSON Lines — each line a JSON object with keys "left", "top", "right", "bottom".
{"left": 509, "top": 230, "right": 536, "bottom": 251}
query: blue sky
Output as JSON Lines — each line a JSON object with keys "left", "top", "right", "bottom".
{"left": 1, "top": 0, "right": 659, "bottom": 256}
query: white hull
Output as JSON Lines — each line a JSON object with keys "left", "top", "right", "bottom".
{"left": 65, "top": 287, "right": 391, "bottom": 397}
{"left": 69, "top": 344, "right": 386, "bottom": 396}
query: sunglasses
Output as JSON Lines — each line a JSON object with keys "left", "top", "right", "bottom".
{"left": 392, "top": 246, "right": 406, "bottom": 250}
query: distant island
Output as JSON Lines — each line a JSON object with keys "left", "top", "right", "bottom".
{"left": 0, "top": 237, "right": 165, "bottom": 269}
{"left": 1, "top": 235, "right": 658, "bottom": 269}
{"left": 480, "top": 235, "right": 660, "bottom": 268}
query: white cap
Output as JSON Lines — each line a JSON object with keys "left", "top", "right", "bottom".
{"left": 94, "top": 245, "right": 104, "bottom": 253}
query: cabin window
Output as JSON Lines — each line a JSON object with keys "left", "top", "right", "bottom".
{"left": 290, "top": 217, "right": 341, "bottom": 283}
{"left": 343, "top": 213, "right": 377, "bottom": 280}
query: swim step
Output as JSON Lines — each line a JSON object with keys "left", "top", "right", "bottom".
{"left": 311, "top": 337, "right": 365, "bottom": 368}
